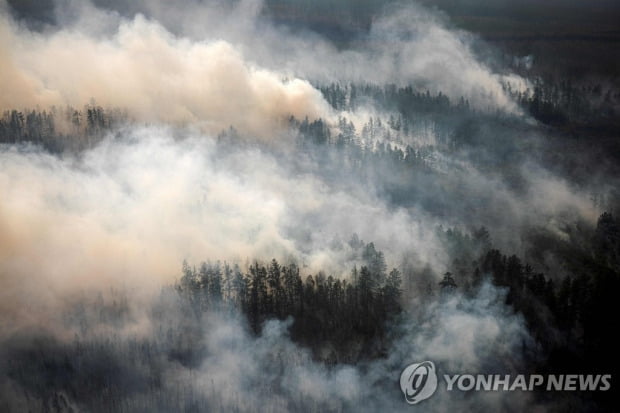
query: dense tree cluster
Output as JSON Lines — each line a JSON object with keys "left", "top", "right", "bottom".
{"left": 320, "top": 83, "right": 465, "bottom": 117}
{"left": 437, "top": 213, "right": 620, "bottom": 397}
{"left": 510, "top": 78, "right": 619, "bottom": 130}
{"left": 4, "top": 217, "right": 619, "bottom": 411}
{"left": 176, "top": 242, "right": 402, "bottom": 362}
{"left": 0, "top": 105, "right": 126, "bottom": 152}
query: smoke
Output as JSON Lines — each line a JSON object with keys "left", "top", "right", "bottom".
{"left": 188, "top": 284, "right": 538, "bottom": 412}
{"left": 0, "top": 126, "right": 447, "bottom": 332}
{"left": 0, "top": 9, "right": 331, "bottom": 138}
{"left": 0, "top": 0, "right": 595, "bottom": 355}
{"left": 0, "top": 281, "right": 543, "bottom": 412}
{"left": 0, "top": 123, "right": 598, "bottom": 333}
{"left": 0, "top": 0, "right": 528, "bottom": 133}
{"left": 0, "top": 0, "right": 609, "bottom": 411}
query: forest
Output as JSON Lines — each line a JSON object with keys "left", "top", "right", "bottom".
{"left": 1, "top": 0, "right": 619, "bottom": 412}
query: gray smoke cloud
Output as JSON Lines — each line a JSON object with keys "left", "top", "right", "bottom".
{"left": 0, "top": 123, "right": 593, "bottom": 410}
{"left": 0, "top": 1, "right": 608, "bottom": 411}
{"left": 0, "top": 281, "right": 545, "bottom": 411}
{"left": 0, "top": 120, "right": 598, "bottom": 332}
{"left": 187, "top": 284, "right": 538, "bottom": 412}
{"left": 0, "top": 7, "right": 332, "bottom": 138}
{"left": 0, "top": 126, "right": 447, "bottom": 332}
{"left": 0, "top": 0, "right": 528, "bottom": 133}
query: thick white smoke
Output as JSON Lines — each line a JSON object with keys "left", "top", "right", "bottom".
{"left": 0, "top": 0, "right": 528, "bottom": 131}
{"left": 0, "top": 127, "right": 447, "bottom": 331}
{"left": 0, "top": 10, "right": 332, "bottom": 138}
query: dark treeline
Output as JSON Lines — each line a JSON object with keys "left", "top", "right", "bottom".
{"left": 510, "top": 78, "right": 620, "bottom": 131}
{"left": 305, "top": 83, "right": 620, "bottom": 209}
{"left": 3, "top": 217, "right": 618, "bottom": 411}
{"left": 4, "top": 92, "right": 619, "bottom": 226}
{"left": 319, "top": 80, "right": 619, "bottom": 134}
{"left": 6, "top": 94, "right": 617, "bottom": 220}
{"left": 437, "top": 213, "right": 620, "bottom": 409}
{"left": 315, "top": 81, "right": 620, "bottom": 191}
{"left": 175, "top": 241, "right": 402, "bottom": 363}
{"left": 174, "top": 209, "right": 620, "bottom": 383}
{"left": 319, "top": 83, "right": 461, "bottom": 116}
{"left": 5, "top": 79, "right": 617, "bottom": 172}
{"left": 0, "top": 105, "right": 127, "bottom": 152}
{"left": 0, "top": 241, "right": 420, "bottom": 412}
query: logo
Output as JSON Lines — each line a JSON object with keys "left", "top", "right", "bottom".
{"left": 400, "top": 361, "right": 438, "bottom": 404}
{"left": 398, "top": 360, "right": 611, "bottom": 405}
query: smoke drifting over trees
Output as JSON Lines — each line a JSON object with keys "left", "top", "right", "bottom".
{"left": 0, "top": 0, "right": 618, "bottom": 412}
